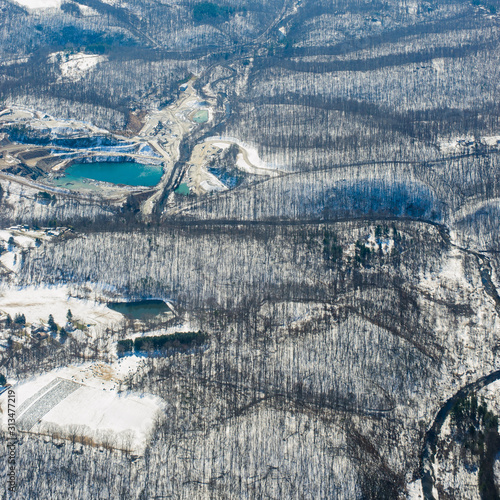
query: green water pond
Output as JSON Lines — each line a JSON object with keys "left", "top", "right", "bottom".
{"left": 174, "top": 183, "right": 190, "bottom": 195}
{"left": 192, "top": 110, "right": 209, "bottom": 123}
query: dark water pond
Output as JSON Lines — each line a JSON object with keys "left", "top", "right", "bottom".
{"left": 107, "top": 300, "right": 170, "bottom": 320}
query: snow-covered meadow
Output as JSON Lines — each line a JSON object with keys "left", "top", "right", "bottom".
{"left": 0, "top": 359, "right": 164, "bottom": 454}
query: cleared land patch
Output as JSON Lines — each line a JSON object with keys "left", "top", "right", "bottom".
{"left": 1, "top": 368, "right": 165, "bottom": 454}
{"left": 17, "top": 378, "right": 81, "bottom": 431}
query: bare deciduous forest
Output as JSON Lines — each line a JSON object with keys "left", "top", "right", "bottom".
{"left": 0, "top": 0, "right": 500, "bottom": 498}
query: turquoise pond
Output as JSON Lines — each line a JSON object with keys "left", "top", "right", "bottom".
{"left": 174, "top": 183, "right": 190, "bottom": 195}
{"left": 54, "top": 162, "right": 163, "bottom": 188}
{"left": 192, "top": 110, "right": 209, "bottom": 123}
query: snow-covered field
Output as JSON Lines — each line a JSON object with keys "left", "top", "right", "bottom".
{"left": 0, "top": 360, "right": 164, "bottom": 454}
{"left": 10, "top": 0, "right": 61, "bottom": 9}
{"left": 0, "top": 284, "right": 123, "bottom": 328}
{"left": 48, "top": 52, "right": 107, "bottom": 83}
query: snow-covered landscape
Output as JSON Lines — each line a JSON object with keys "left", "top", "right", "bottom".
{"left": 9, "top": 0, "right": 61, "bottom": 10}
{"left": 0, "top": 0, "right": 499, "bottom": 497}
{"left": 0, "top": 360, "right": 163, "bottom": 455}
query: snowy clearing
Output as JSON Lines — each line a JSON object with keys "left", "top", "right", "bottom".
{"left": 203, "top": 136, "right": 282, "bottom": 176}
{"left": 483, "top": 135, "right": 500, "bottom": 147}
{"left": 0, "top": 227, "right": 51, "bottom": 274}
{"left": 10, "top": 0, "right": 61, "bottom": 9}
{"left": 48, "top": 52, "right": 107, "bottom": 82}
{"left": 438, "top": 134, "right": 500, "bottom": 153}
{"left": 0, "top": 285, "right": 123, "bottom": 328}
{"left": 200, "top": 178, "right": 226, "bottom": 192}
{"left": 0, "top": 360, "right": 164, "bottom": 454}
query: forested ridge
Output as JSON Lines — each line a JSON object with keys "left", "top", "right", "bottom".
{"left": 0, "top": 0, "right": 500, "bottom": 497}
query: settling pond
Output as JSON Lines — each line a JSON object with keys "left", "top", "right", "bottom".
{"left": 54, "top": 162, "right": 163, "bottom": 188}
{"left": 192, "top": 110, "right": 209, "bottom": 123}
{"left": 107, "top": 300, "right": 170, "bottom": 320}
